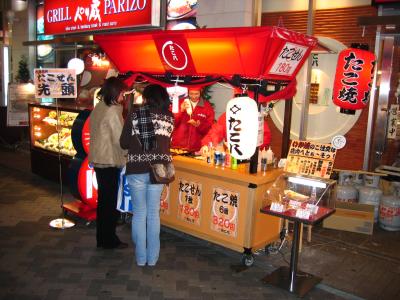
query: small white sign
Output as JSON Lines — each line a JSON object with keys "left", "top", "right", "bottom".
{"left": 270, "top": 202, "right": 285, "bottom": 213}
{"left": 289, "top": 200, "right": 302, "bottom": 209}
{"left": 295, "top": 208, "right": 311, "bottom": 219}
{"left": 331, "top": 135, "right": 346, "bottom": 150}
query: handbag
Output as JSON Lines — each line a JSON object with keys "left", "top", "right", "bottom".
{"left": 149, "top": 162, "right": 175, "bottom": 184}
{"left": 133, "top": 133, "right": 175, "bottom": 184}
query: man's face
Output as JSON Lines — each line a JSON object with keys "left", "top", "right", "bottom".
{"left": 188, "top": 90, "right": 201, "bottom": 102}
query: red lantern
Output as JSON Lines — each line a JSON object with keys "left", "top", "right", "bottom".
{"left": 332, "top": 47, "right": 376, "bottom": 114}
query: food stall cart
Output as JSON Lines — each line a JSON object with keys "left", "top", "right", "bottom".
{"left": 94, "top": 26, "right": 317, "bottom": 264}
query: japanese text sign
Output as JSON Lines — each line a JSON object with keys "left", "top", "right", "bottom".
{"left": 44, "top": 0, "right": 161, "bottom": 35}
{"left": 387, "top": 104, "right": 399, "bottom": 140}
{"left": 268, "top": 42, "right": 308, "bottom": 77}
{"left": 160, "top": 185, "right": 170, "bottom": 215}
{"left": 285, "top": 140, "right": 337, "bottom": 179}
{"left": 332, "top": 48, "right": 376, "bottom": 111}
{"left": 154, "top": 35, "right": 197, "bottom": 75}
{"left": 177, "top": 179, "right": 202, "bottom": 226}
{"left": 34, "top": 68, "right": 77, "bottom": 98}
{"left": 226, "top": 96, "right": 259, "bottom": 160}
{"left": 211, "top": 187, "right": 240, "bottom": 237}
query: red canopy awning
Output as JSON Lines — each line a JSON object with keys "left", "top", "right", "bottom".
{"left": 94, "top": 26, "right": 317, "bottom": 81}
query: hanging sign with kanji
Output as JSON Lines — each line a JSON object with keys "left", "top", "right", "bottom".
{"left": 332, "top": 48, "right": 375, "bottom": 112}
{"left": 285, "top": 140, "right": 337, "bottom": 179}
{"left": 387, "top": 104, "right": 399, "bottom": 140}
{"left": 210, "top": 187, "right": 240, "bottom": 238}
{"left": 34, "top": 68, "right": 77, "bottom": 98}
{"left": 177, "top": 179, "right": 202, "bottom": 226}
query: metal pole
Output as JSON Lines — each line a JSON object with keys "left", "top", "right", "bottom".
{"left": 298, "top": 0, "right": 316, "bottom": 140}
{"left": 281, "top": 97, "right": 293, "bottom": 158}
{"left": 289, "top": 220, "right": 301, "bottom": 292}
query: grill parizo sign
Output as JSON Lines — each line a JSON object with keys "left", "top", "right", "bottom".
{"left": 44, "top": 0, "right": 162, "bottom": 35}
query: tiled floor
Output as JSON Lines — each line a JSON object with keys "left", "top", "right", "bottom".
{"left": 0, "top": 146, "right": 399, "bottom": 299}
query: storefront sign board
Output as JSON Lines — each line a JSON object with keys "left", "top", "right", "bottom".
{"left": 177, "top": 179, "right": 201, "bottom": 226}
{"left": 34, "top": 68, "right": 77, "bottom": 98}
{"left": 44, "top": 0, "right": 162, "bottom": 35}
{"left": 7, "top": 83, "right": 36, "bottom": 127}
{"left": 285, "top": 140, "right": 337, "bottom": 179}
{"left": 210, "top": 187, "right": 239, "bottom": 238}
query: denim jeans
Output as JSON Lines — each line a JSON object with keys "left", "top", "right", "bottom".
{"left": 126, "top": 173, "right": 163, "bottom": 266}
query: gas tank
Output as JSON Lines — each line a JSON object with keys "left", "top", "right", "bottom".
{"left": 379, "top": 195, "right": 400, "bottom": 231}
{"left": 336, "top": 184, "right": 358, "bottom": 203}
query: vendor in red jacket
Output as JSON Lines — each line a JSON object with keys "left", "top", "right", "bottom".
{"left": 200, "top": 109, "right": 271, "bottom": 153}
{"left": 171, "top": 87, "right": 215, "bottom": 152}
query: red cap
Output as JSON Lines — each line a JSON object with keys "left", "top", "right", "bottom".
{"left": 188, "top": 87, "right": 202, "bottom": 92}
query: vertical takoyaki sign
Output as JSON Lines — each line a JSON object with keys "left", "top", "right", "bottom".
{"left": 34, "top": 68, "right": 77, "bottom": 98}
{"left": 177, "top": 179, "right": 201, "bottom": 225}
{"left": 211, "top": 187, "right": 239, "bottom": 237}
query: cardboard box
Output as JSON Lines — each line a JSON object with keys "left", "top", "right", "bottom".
{"left": 323, "top": 202, "right": 375, "bottom": 235}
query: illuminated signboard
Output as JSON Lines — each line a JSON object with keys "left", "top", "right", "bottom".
{"left": 44, "top": 0, "right": 163, "bottom": 35}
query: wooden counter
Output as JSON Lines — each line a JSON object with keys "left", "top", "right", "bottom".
{"left": 160, "top": 155, "right": 282, "bottom": 265}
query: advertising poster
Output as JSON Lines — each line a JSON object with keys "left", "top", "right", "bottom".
{"left": 210, "top": 187, "right": 239, "bottom": 237}
{"left": 7, "top": 83, "right": 36, "bottom": 126}
{"left": 177, "top": 179, "right": 201, "bottom": 226}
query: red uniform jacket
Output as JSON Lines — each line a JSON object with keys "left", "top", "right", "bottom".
{"left": 201, "top": 112, "right": 271, "bottom": 149}
{"left": 171, "top": 98, "right": 215, "bottom": 151}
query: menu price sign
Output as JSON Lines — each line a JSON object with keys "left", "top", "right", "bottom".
{"left": 160, "top": 185, "right": 170, "bottom": 215}
{"left": 177, "top": 179, "right": 201, "bottom": 225}
{"left": 268, "top": 42, "right": 308, "bottom": 77}
{"left": 34, "top": 69, "right": 77, "bottom": 98}
{"left": 210, "top": 187, "right": 239, "bottom": 238}
{"left": 285, "top": 140, "right": 337, "bottom": 179}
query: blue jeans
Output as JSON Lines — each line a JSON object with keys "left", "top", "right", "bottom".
{"left": 126, "top": 173, "right": 163, "bottom": 266}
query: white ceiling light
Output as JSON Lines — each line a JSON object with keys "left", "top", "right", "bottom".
{"left": 12, "top": 0, "right": 28, "bottom": 12}
{"left": 67, "top": 58, "right": 85, "bottom": 75}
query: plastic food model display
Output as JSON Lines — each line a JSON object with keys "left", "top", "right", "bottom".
{"left": 30, "top": 106, "right": 78, "bottom": 157}
{"left": 263, "top": 174, "right": 336, "bottom": 218}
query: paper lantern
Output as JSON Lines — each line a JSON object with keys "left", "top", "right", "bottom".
{"left": 68, "top": 58, "right": 85, "bottom": 75}
{"left": 332, "top": 48, "right": 376, "bottom": 114}
{"left": 226, "top": 96, "right": 259, "bottom": 160}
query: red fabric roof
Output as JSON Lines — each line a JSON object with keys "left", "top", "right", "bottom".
{"left": 94, "top": 26, "right": 317, "bottom": 81}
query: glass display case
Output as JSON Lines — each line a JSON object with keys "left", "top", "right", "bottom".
{"left": 263, "top": 173, "right": 336, "bottom": 219}
{"left": 29, "top": 104, "right": 79, "bottom": 157}
{"left": 28, "top": 103, "right": 90, "bottom": 183}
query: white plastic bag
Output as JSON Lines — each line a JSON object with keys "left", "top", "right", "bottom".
{"left": 117, "top": 166, "right": 132, "bottom": 213}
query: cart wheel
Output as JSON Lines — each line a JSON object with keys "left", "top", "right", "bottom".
{"left": 241, "top": 253, "right": 254, "bottom": 267}
{"left": 265, "top": 244, "right": 271, "bottom": 255}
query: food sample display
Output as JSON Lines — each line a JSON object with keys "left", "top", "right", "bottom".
{"left": 263, "top": 173, "right": 336, "bottom": 218}
{"left": 29, "top": 105, "right": 79, "bottom": 157}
